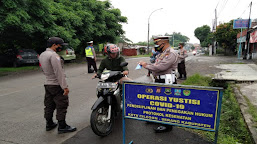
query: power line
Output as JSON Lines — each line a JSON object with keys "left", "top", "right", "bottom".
{"left": 227, "top": 0, "right": 241, "bottom": 19}
{"left": 235, "top": 0, "right": 241, "bottom": 9}
{"left": 217, "top": 0, "right": 229, "bottom": 18}
{"left": 239, "top": 4, "right": 250, "bottom": 18}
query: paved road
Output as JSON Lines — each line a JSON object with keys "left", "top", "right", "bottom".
{"left": 0, "top": 57, "right": 153, "bottom": 144}
{"left": 0, "top": 53, "right": 210, "bottom": 144}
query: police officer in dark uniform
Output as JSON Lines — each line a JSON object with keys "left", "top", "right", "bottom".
{"left": 139, "top": 36, "right": 179, "bottom": 133}
{"left": 39, "top": 37, "right": 76, "bottom": 134}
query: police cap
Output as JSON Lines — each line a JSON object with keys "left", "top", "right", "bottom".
{"left": 47, "top": 37, "right": 68, "bottom": 47}
{"left": 153, "top": 36, "right": 169, "bottom": 44}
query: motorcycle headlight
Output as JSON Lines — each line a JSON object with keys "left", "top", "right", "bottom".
{"left": 101, "top": 73, "right": 110, "bottom": 81}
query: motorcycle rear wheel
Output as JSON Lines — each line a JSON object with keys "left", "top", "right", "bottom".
{"left": 90, "top": 104, "right": 114, "bottom": 136}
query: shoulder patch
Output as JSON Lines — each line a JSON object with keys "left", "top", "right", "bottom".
{"left": 56, "top": 56, "right": 60, "bottom": 61}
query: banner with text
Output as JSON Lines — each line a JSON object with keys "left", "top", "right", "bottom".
{"left": 123, "top": 82, "right": 223, "bottom": 131}
{"left": 233, "top": 19, "right": 251, "bottom": 29}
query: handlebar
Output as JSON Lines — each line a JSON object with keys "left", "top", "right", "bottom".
{"left": 92, "top": 71, "right": 125, "bottom": 80}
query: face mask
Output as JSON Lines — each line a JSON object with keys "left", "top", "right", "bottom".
{"left": 156, "top": 43, "right": 165, "bottom": 52}
{"left": 56, "top": 44, "right": 63, "bottom": 52}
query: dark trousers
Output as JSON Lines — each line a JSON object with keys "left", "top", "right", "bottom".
{"left": 178, "top": 62, "right": 187, "bottom": 78}
{"left": 86, "top": 57, "right": 97, "bottom": 73}
{"left": 44, "top": 85, "right": 69, "bottom": 121}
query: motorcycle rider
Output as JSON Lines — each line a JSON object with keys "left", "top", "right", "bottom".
{"left": 92, "top": 44, "right": 132, "bottom": 83}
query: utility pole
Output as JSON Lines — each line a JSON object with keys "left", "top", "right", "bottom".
{"left": 244, "top": 1, "right": 252, "bottom": 59}
{"left": 214, "top": 8, "right": 217, "bottom": 55}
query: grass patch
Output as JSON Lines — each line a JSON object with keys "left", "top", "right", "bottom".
{"left": 0, "top": 66, "right": 39, "bottom": 76}
{"left": 181, "top": 74, "right": 253, "bottom": 144}
{"left": 181, "top": 73, "right": 212, "bottom": 86}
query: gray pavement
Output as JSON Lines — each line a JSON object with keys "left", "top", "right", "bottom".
{"left": 210, "top": 57, "right": 257, "bottom": 143}
{"left": 1, "top": 54, "right": 257, "bottom": 144}
{"left": 214, "top": 64, "right": 257, "bottom": 82}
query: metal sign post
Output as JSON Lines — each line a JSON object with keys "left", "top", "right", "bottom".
{"left": 238, "top": 28, "right": 243, "bottom": 59}
{"left": 233, "top": 19, "right": 251, "bottom": 59}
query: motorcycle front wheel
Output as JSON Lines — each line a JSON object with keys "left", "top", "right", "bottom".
{"left": 90, "top": 104, "right": 114, "bottom": 136}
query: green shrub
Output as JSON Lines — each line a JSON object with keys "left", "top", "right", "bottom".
{"left": 182, "top": 73, "right": 212, "bottom": 86}
{"left": 181, "top": 74, "right": 253, "bottom": 143}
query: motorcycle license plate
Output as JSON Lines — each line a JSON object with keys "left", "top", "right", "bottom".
{"left": 97, "top": 82, "right": 117, "bottom": 89}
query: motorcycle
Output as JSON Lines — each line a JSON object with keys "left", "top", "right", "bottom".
{"left": 90, "top": 62, "right": 128, "bottom": 136}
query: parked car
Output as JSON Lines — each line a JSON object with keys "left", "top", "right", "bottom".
{"left": 0, "top": 49, "right": 39, "bottom": 67}
{"left": 57, "top": 47, "right": 76, "bottom": 62}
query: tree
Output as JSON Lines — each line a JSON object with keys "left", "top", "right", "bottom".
{"left": 0, "top": 0, "right": 54, "bottom": 53}
{"left": 115, "top": 35, "right": 132, "bottom": 44}
{"left": 201, "top": 32, "right": 214, "bottom": 47}
{"left": 165, "top": 32, "right": 189, "bottom": 47}
{"left": 0, "top": 0, "right": 127, "bottom": 55}
{"left": 194, "top": 25, "right": 211, "bottom": 47}
{"left": 214, "top": 20, "right": 240, "bottom": 55}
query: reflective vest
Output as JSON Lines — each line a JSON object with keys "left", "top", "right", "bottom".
{"left": 85, "top": 46, "right": 93, "bottom": 57}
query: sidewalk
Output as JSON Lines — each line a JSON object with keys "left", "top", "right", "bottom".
{"left": 200, "top": 56, "right": 257, "bottom": 143}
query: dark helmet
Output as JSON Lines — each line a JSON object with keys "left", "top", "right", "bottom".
{"left": 106, "top": 44, "right": 120, "bottom": 58}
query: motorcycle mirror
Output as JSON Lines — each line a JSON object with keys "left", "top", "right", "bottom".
{"left": 120, "top": 62, "right": 128, "bottom": 67}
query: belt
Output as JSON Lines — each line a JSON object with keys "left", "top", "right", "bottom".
{"left": 154, "top": 75, "right": 166, "bottom": 80}
{"left": 154, "top": 70, "right": 176, "bottom": 80}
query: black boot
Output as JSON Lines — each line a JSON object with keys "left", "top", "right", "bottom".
{"left": 58, "top": 120, "right": 77, "bottom": 134}
{"left": 181, "top": 74, "right": 187, "bottom": 80}
{"left": 46, "top": 119, "right": 57, "bottom": 131}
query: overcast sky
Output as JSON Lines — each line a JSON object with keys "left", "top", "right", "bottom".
{"left": 109, "top": 0, "right": 257, "bottom": 44}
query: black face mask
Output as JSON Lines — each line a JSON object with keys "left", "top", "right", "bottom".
{"left": 155, "top": 43, "right": 165, "bottom": 52}
{"left": 56, "top": 46, "right": 63, "bottom": 52}
{"left": 154, "top": 45, "right": 161, "bottom": 52}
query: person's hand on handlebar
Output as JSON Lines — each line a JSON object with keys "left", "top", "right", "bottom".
{"left": 92, "top": 73, "right": 97, "bottom": 79}
{"left": 122, "top": 70, "right": 129, "bottom": 75}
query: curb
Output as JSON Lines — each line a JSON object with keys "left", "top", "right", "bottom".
{"left": 233, "top": 86, "right": 257, "bottom": 144}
